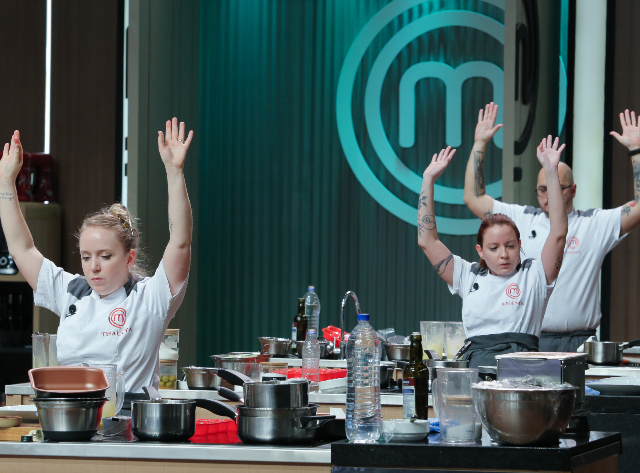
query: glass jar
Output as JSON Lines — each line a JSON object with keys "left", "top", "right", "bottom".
{"left": 159, "top": 360, "right": 177, "bottom": 389}
{"left": 160, "top": 328, "right": 179, "bottom": 361}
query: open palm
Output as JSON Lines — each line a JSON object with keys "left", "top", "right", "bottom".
{"left": 536, "top": 135, "right": 565, "bottom": 169}
{"left": 423, "top": 147, "right": 456, "bottom": 181}
{"left": 610, "top": 109, "right": 640, "bottom": 150}
{"left": 474, "top": 102, "right": 503, "bottom": 144}
{"left": 0, "top": 131, "right": 23, "bottom": 184}
{"left": 158, "top": 118, "right": 193, "bottom": 169}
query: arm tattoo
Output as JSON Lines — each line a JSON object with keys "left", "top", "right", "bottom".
{"left": 418, "top": 192, "right": 428, "bottom": 211}
{"left": 168, "top": 217, "right": 173, "bottom": 234}
{"left": 555, "top": 256, "right": 563, "bottom": 271}
{"left": 484, "top": 209, "right": 491, "bottom": 217}
{"left": 421, "top": 214, "right": 436, "bottom": 230}
{"left": 0, "top": 192, "right": 14, "bottom": 201}
{"left": 473, "top": 150, "right": 486, "bottom": 197}
{"left": 633, "top": 159, "right": 640, "bottom": 201}
{"left": 433, "top": 253, "right": 454, "bottom": 275}
{"left": 622, "top": 205, "right": 631, "bottom": 217}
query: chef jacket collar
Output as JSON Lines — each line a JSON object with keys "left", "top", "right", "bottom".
{"left": 89, "top": 284, "right": 127, "bottom": 302}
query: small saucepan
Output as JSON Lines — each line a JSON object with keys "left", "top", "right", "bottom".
{"left": 585, "top": 338, "right": 640, "bottom": 365}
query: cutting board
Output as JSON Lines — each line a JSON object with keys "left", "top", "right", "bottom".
{"left": 0, "top": 424, "right": 41, "bottom": 441}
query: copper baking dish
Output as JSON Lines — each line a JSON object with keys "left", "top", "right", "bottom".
{"left": 29, "top": 366, "right": 110, "bottom": 398}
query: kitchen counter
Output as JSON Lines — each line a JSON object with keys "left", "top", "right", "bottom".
{"left": 331, "top": 430, "right": 621, "bottom": 473}
{"left": 586, "top": 365, "right": 640, "bottom": 378}
{"left": 0, "top": 438, "right": 331, "bottom": 473}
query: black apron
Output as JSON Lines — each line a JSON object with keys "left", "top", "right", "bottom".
{"left": 539, "top": 329, "right": 596, "bottom": 352}
{"left": 463, "top": 332, "right": 539, "bottom": 368}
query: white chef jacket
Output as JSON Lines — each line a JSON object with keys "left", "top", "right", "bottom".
{"left": 448, "top": 255, "right": 554, "bottom": 338}
{"left": 34, "top": 258, "right": 188, "bottom": 392}
{"left": 493, "top": 202, "right": 625, "bottom": 332}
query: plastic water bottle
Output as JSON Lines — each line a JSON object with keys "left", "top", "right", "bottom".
{"left": 302, "top": 328, "right": 320, "bottom": 392}
{"left": 345, "top": 313, "right": 381, "bottom": 443}
{"left": 304, "top": 286, "right": 321, "bottom": 332}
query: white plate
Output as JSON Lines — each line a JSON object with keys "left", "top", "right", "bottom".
{"left": 0, "top": 405, "right": 38, "bottom": 422}
{"left": 389, "top": 431, "right": 428, "bottom": 442}
{"left": 588, "top": 377, "right": 640, "bottom": 395}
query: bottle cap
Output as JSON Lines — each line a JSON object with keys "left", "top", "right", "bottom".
{"left": 357, "top": 313, "right": 370, "bottom": 322}
{"left": 21, "top": 435, "right": 33, "bottom": 442}
{"left": 308, "top": 286, "right": 315, "bottom": 291}
{"left": 307, "top": 328, "right": 317, "bottom": 334}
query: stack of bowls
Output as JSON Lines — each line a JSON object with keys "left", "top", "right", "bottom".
{"left": 29, "top": 366, "right": 109, "bottom": 441}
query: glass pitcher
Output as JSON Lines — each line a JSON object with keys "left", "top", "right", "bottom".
{"left": 88, "top": 364, "right": 125, "bottom": 419}
{"left": 432, "top": 368, "right": 480, "bottom": 444}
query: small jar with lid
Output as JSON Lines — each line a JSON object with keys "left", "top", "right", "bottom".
{"left": 159, "top": 360, "right": 177, "bottom": 389}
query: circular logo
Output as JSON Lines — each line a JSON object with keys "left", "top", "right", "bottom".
{"left": 109, "top": 308, "right": 127, "bottom": 329}
{"left": 567, "top": 236, "right": 579, "bottom": 249}
{"left": 506, "top": 283, "right": 521, "bottom": 299}
{"left": 336, "top": 1, "right": 504, "bottom": 235}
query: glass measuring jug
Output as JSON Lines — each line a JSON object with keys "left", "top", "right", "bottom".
{"left": 89, "top": 364, "right": 125, "bottom": 419}
{"left": 433, "top": 368, "right": 480, "bottom": 444}
{"left": 32, "top": 333, "right": 59, "bottom": 368}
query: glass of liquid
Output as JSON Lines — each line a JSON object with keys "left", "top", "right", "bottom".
{"left": 89, "top": 364, "right": 125, "bottom": 426}
{"left": 432, "top": 368, "right": 480, "bottom": 444}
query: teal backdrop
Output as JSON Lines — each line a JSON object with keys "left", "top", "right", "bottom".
{"left": 197, "top": 0, "right": 504, "bottom": 362}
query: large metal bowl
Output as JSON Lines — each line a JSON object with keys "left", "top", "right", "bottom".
{"left": 31, "top": 397, "right": 106, "bottom": 441}
{"left": 385, "top": 343, "right": 410, "bottom": 361}
{"left": 182, "top": 366, "right": 219, "bottom": 390}
{"left": 259, "top": 337, "right": 292, "bottom": 356}
{"left": 472, "top": 384, "right": 577, "bottom": 446}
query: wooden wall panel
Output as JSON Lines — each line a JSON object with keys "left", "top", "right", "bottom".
{"left": 0, "top": 0, "right": 46, "bottom": 151}
{"left": 50, "top": 0, "right": 121, "bottom": 273}
{"left": 608, "top": 0, "right": 640, "bottom": 342}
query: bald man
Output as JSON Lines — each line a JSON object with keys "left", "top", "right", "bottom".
{"left": 462, "top": 104, "right": 640, "bottom": 352}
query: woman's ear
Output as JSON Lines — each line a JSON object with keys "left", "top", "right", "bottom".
{"left": 127, "top": 249, "right": 136, "bottom": 268}
{"left": 475, "top": 244, "right": 483, "bottom": 260}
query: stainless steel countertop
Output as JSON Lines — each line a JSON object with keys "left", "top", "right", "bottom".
{"left": 0, "top": 440, "right": 331, "bottom": 463}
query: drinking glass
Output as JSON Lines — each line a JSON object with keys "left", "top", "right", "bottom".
{"left": 433, "top": 368, "right": 479, "bottom": 444}
{"left": 420, "top": 321, "right": 445, "bottom": 359}
{"left": 445, "top": 322, "right": 466, "bottom": 359}
{"left": 89, "top": 364, "right": 125, "bottom": 421}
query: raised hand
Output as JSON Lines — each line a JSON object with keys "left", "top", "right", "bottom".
{"left": 158, "top": 118, "right": 193, "bottom": 169}
{"left": 610, "top": 109, "right": 640, "bottom": 151}
{"left": 536, "top": 135, "right": 565, "bottom": 170}
{"left": 423, "top": 146, "right": 456, "bottom": 181}
{"left": 474, "top": 102, "right": 503, "bottom": 144}
{"left": 0, "top": 131, "right": 23, "bottom": 186}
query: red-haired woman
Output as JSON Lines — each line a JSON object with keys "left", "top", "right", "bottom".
{"left": 418, "top": 137, "right": 568, "bottom": 368}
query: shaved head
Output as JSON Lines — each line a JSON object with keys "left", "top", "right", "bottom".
{"left": 536, "top": 162, "right": 576, "bottom": 215}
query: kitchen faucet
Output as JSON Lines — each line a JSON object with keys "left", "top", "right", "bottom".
{"left": 339, "top": 291, "right": 361, "bottom": 360}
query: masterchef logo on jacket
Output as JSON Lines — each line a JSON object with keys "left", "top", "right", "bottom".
{"left": 101, "top": 308, "right": 132, "bottom": 336}
{"left": 503, "top": 283, "right": 524, "bottom": 305}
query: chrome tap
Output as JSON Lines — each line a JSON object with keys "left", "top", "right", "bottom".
{"left": 339, "top": 291, "right": 361, "bottom": 359}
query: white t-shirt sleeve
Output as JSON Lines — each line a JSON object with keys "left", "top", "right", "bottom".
{"left": 531, "top": 258, "right": 554, "bottom": 299}
{"left": 492, "top": 201, "right": 530, "bottom": 229}
{"left": 448, "top": 255, "right": 474, "bottom": 299}
{"left": 141, "top": 259, "right": 189, "bottom": 321}
{"left": 592, "top": 207, "right": 627, "bottom": 253}
{"left": 34, "top": 258, "right": 80, "bottom": 317}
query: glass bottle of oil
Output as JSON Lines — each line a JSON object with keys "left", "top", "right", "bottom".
{"left": 402, "top": 332, "right": 429, "bottom": 419}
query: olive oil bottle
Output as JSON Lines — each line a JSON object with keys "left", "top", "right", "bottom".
{"left": 292, "top": 298, "right": 307, "bottom": 355}
{"left": 402, "top": 332, "right": 429, "bottom": 419}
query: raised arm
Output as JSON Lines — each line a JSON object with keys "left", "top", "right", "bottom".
{"left": 537, "top": 136, "right": 568, "bottom": 284}
{"left": 0, "top": 132, "right": 44, "bottom": 290}
{"left": 418, "top": 147, "right": 457, "bottom": 286}
{"left": 158, "top": 118, "right": 193, "bottom": 295}
{"left": 610, "top": 109, "right": 640, "bottom": 235}
{"left": 463, "top": 103, "right": 503, "bottom": 219}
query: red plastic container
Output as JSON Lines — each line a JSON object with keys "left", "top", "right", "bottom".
{"left": 189, "top": 418, "right": 240, "bottom": 444}
{"left": 275, "top": 367, "right": 346, "bottom": 381}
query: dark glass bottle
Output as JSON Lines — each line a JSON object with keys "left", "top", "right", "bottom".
{"left": 402, "top": 332, "right": 429, "bottom": 419}
{"left": 292, "top": 298, "right": 307, "bottom": 355}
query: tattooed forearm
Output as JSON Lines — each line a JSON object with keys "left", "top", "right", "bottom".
{"left": 622, "top": 205, "right": 631, "bottom": 217}
{"left": 484, "top": 209, "right": 491, "bottom": 217}
{"left": 421, "top": 214, "right": 436, "bottom": 230}
{"left": 433, "top": 253, "right": 453, "bottom": 275}
{"left": 633, "top": 159, "right": 640, "bottom": 201}
{"left": 418, "top": 192, "right": 428, "bottom": 211}
{"left": 555, "top": 256, "right": 563, "bottom": 271}
{"left": 168, "top": 217, "right": 173, "bottom": 234}
{"left": 0, "top": 192, "right": 14, "bottom": 201}
{"left": 473, "top": 150, "right": 486, "bottom": 197}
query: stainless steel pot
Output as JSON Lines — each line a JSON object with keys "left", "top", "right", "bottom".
{"left": 31, "top": 397, "right": 107, "bottom": 441}
{"left": 181, "top": 366, "right": 219, "bottom": 390}
{"left": 131, "top": 397, "right": 232, "bottom": 442}
{"left": 385, "top": 343, "right": 410, "bottom": 361}
{"left": 213, "top": 368, "right": 309, "bottom": 409}
{"left": 259, "top": 337, "right": 292, "bottom": 356}
{"left": 585, "top": 338, "right": 640, "bottom": 365}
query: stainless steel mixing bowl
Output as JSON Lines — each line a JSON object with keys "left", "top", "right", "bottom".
{"left": 258, "top": 337, "right": 293, "bottom": 356}
{"left": 31, "top": 397, "right": 106, "bottom": 441}
{"left": 472, "top": 384, "right": 577, "bottom": 446}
